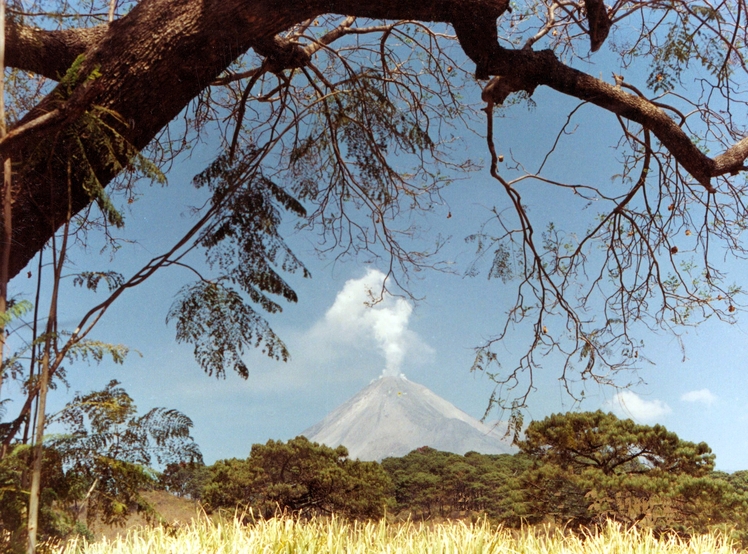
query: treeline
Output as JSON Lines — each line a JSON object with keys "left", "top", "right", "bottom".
{"left": 162, "top": 411, "right": 748, "bottom": 544}
{"left": 6, "top": 405, "right": 748, "bottom": 548}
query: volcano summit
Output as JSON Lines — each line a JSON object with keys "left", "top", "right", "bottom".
{"left": 302, "top": 375, "right": 514, "bottom": 461}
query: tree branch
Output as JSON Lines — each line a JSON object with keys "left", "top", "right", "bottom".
{"left": 5, "top": 20, "right": 105, "bottom": 80}
{"left": 479, "top": 47, "right": 732, "bottom": 191}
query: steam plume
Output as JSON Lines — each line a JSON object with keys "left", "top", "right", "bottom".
{"left": 324, "top": 269, "right": 416, "bottom": 377}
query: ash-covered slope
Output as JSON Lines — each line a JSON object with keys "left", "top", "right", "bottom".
{"left": 302, "top": 375, "right": 514, "bottom": 461}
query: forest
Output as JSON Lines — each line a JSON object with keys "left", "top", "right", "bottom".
{"left": 5, "top": 407, "right": 747, "bottom": 549}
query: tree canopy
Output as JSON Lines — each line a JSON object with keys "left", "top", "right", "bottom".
{"left": 518, "top": 411, "right": 715, "bottom": 477}
{"left": 381, "top": 447, "right": 530, "bottom": 522}
{"left": 181, "top": 418, "right": 747, "bottom": 543}
{"left": 197, "top": 436, "right": 392, "bottom": 519}
{"left": 516, "top": 411, "right": 741, "bottom": 532}
{"left": 4, "top": 0, "right": 748, "bottom": 409}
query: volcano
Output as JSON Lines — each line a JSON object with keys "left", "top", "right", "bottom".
{"left": 302, "top": 375, "right": 514, "bottom": 461}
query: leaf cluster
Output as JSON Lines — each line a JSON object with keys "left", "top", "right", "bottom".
{"left": 645, "top": 7, "right": 727, "bottom": 93}
{"left": 516, "top": 411, "right": 747, "bottom": 538}
{"left": 72, "top": 271, "right": 125, "bottom": 292}
{"left": 0, "top": 445, "right": 85, "bottom": 551}
{"left": 518, "top": 410, "right": 714, "bottom": 477}
{"left": 196, "top": 153, "right": 308, "bottom": 312}
{"left": 166, "top": 154, "right": 312, "bottom": 379}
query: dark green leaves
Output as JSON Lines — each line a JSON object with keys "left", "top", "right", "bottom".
{"left": 167, "top": 281, "right": 289, "bottom": 379}
{"left": 167, "top": 153, "right": 309, "bottom": 378}
{"left": 518, "top": 410, "right": 714, "bottom": 476}
{"left": 72, "top": 271, "right": 125, "bottom": 292}
{"left": 198, "top": 160, "right": 308, "bottom": 310}
{"left": 199, "top": 436, "right": 392, "bottom": 520}
{"left": 516, "top": 411, "right": 723, "bottom": 530}
{"left": 51, "top": 380, "right": 202, "bottom": 466}
{"left": 488, "top": 243, "right": 514, "bottom": 282}
{"left": 381, "top": 448, "right": 530, "bottom": 522}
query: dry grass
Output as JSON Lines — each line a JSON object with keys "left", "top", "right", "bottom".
{"left": 84, "top": 490, "right": 201, "bottom": 542}
{"left": 56, "top": 515, "right": 743, "bottom": 554}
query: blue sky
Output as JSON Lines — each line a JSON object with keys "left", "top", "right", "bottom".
{"left": 5, "top": 59, "right": 748, "bottom": 472}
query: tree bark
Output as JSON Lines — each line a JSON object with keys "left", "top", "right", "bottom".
{"left": 2, "top": 0, "right": 746, "bottom": 279}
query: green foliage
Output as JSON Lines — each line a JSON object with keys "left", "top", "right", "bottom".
{"left": 167, "top": 281, "right": 289, "bottom": 379}
{"left": 382, "top": 447, "right": 530, "bottom": 523}
{"left": 27, "top": 54, "right": 165, "bottom": 232}
{"left": 63, "top": 340, "right": 131, "bottom": 366}
{"left": 199, "top": 457, "right": 261, "bottom": 510}
{"left": 488, "top": 243, "right": 514, "bottom": 282}
{"left": 518, "top": 411, "right": 714, "bottom": 476}
{"left": 372, "top": 416, "right": 748, "bottom": 543}
{"left": 47, "top": 380, "right": 202, "bottom": 527}
{"left": 70, "top": 109, "right": 130, "bottom": 228}
{"left": 516, "top": 411, "right": 747, "bottom": 535}
{"left": 0, "top": 381, "right": 202, "bottom": 551}
{"left": 0, "top": 298, "right": 33, "bottom": 328}
{"left": 195, "top": 154, "right": 308, "bottom": 307}
{"left": 158, "top": 461, "right": 210, "bottom": 499}
{"left": 199, "top": 437, "right": 392, "bottom": 519}
{"left": 50, "top": 57, "right": 124, "bottom": 227}
{"left": 0, "top": 444, "right": 85, "bottom": 550}
{"left": 0, "top": 298, "right": 35, "bottom": 396}
{"left": 56, "top": 55, "right": 101, "bottom": 96}
{"left": 166, "top": 154, "right": 312, "bottom": 379}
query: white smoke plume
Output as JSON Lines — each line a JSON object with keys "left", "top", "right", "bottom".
{"left": 322, "top": 269, "right": 422, "bottom": 377}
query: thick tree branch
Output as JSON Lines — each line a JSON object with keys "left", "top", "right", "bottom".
{"left": 714, "top": 137, "right": 748, "bottom": 175}
{"left": 2, "top": 0, "right": 325, "bottom": 279}
{"left": 479, "top": 47, "right": 738, "bottom": 191}
{"left": 5, "top": 20, "right": 105, "bottom": 80}
{"left": 584, "top": 0, "right": 611, "bottom": 52}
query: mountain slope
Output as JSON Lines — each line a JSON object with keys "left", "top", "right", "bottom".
{"left": 302, "top": 376, "right": 514, "bottom": 461}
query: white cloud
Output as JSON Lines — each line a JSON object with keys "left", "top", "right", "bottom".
{"left": 307, "top": 269, "right": 433, "bottom": 377}
{"left": 680, "top": 388, "right": 717, "bottom": 406}
{"left": 604, "top": 390, "right": 672, "bottom": 423}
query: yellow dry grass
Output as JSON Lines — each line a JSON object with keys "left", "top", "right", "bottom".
{"left": 53, "top": 515, "right": 744, "bottom": 554}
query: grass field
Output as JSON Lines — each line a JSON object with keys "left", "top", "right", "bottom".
{"left": 54, "top": 515, "right": 743, "bottom": 554}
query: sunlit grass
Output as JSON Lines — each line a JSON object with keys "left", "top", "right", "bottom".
{"left": 57, "top": 516, "right": 742, "bottom": 553}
